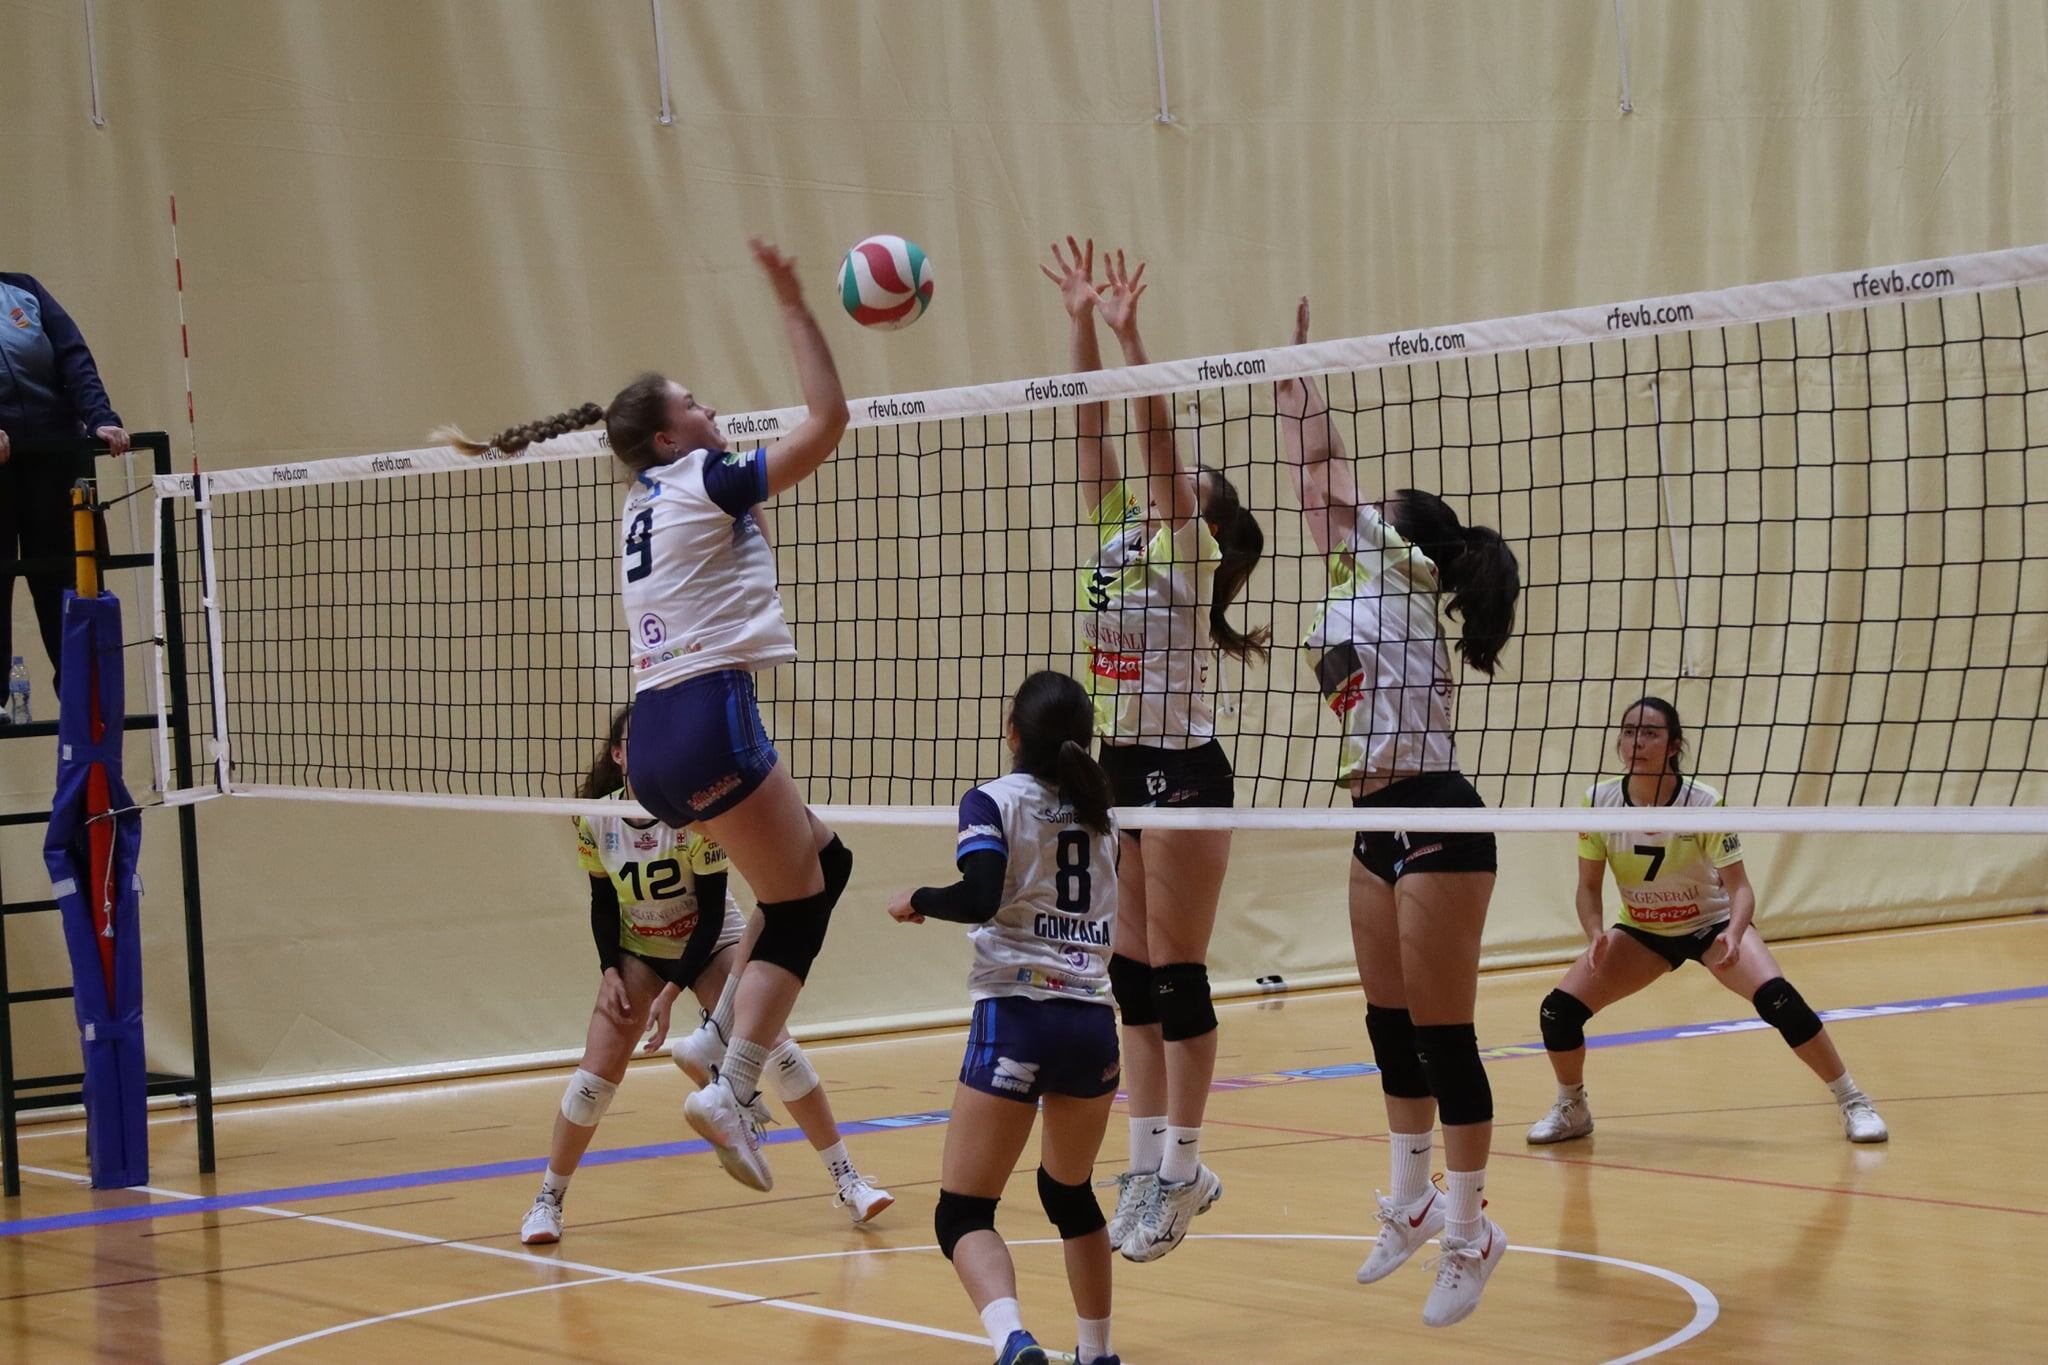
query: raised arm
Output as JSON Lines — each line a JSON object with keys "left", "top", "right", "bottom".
{"left": 752, "top": 237, "right": 850, "bottom": 499}
{"left": 1099, "top": 251, "right": 1197, "bottom": 527}
{"left": 1041, "top": 237, "right": 1118, "bottom": 511}
{"left": 1275, "top": 297, "right": 1360, "bottom": 557}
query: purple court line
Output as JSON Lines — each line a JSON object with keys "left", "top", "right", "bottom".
{"left": 5, "top": 981, "right": 2043, "bottom": 1239}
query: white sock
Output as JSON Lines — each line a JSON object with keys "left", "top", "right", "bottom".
{"left": 1827, "top": 1072, "right": 1862, "bottom": 1104}
{"left": 1077, "top": 1314, "right": 1112, "bottom": 1363}
{"left": 721, "top": 1037, "right": 770, "bottom": 1100}
{"left": 709, "top": 973, "right": 740, "bottom": 1038}
{"left": 819, "top": 1139, "right": 855, "bottom": 1185}
{"left": 1444, "top": 1167, "right": 1487, "bottom": 1242}
{"left": 979, "top": 1297, "right": 1024, "bottom": 1351}
{"left": 540, "top": 1167, "right": 570, "bottom": 1201}
{"left": 1128, "top": 1115, "right": 1167, "bottom": 1175}
{"left": 1559, "top": 1081, "right": 1588, "bottom": 1105}
{"left": 1159, "top": 1125, "right": 1201, "bottom": 1184}
{"left": 1389, "top": 1129, "right": 1433, "bottom": 1205}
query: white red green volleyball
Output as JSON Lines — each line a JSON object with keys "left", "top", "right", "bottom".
{"left": 837, "top": 234, "right": 935, "bottom": 330}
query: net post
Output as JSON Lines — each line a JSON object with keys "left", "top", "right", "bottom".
{"left": 149, "top": 435, "right": 215, "bottom": 1175}
{"left": 190, "top": 473, "right": 234, "bottom": 795}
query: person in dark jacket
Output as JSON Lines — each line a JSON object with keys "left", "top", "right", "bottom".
{"left": 1, "top": 272, "right": 129, "bottom": 693}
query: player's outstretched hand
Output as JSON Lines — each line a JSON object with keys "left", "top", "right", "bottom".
{"left": 750, "top": 237, "right": 806, "bottom": 308}
{"left": 1097, "top": 248, "right": 1148, "bottom": 338}
{"left": 1276, "top": 296, "right": 1314, "bottom": 416}
{"left": 886, "top": 889, "right": 924, "bottom": 924}
{"left": 1040, "top": 236, "right": 1100, "bottom": 320}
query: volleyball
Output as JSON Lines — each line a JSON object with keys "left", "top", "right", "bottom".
{"left": 837, "top": 234, "right": 935, "bottom": 330}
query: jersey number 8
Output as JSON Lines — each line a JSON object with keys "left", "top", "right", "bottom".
{"left": 1055, "top": 830, "right": 1092, "bottom": 914}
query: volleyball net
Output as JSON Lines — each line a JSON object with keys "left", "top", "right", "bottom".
{"left": 153, "top": 244, "right": 2048, "bottom": 832}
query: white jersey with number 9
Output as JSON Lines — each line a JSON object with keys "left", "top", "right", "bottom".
{"left": 620, "top": 447, "right": 796, "bottom": 692}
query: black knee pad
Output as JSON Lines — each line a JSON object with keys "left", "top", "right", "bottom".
{"left": 817, "top": 835, "right": 853, "bottom": 904}
{"left": 1363, "top": 1003, "right": 1431, "bottom": 1099}
{"left": 752, "top": 887, "right": 833, "bottom": 984}
{"left": 1413, "top": 1022, "right": 1494, "bottom": 1126}
{"left": 1752, "top": 977, "right": 1823, "bottom": 1049}
{"left": 933, "top": 1189, "right": 999, "bottom": 1261}
{"left": 1108, "top": 953, "right": 1157, "bottom": 1027}
{"left": 1036, "top": 1166, "right": 1105, "bottom": 1240}
{"left": 1152, "top": 961, "right": 1217, "bottom": 1042}
{"left": 1539, "top": 989, "right": 1593, "bottom": 1053}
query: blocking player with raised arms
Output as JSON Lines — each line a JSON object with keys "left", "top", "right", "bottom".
{"left": 1276, "top": 297, "right": 1521, "bottom": 1328}
{"left": 886, "top": 671, "right": 1125, "bottom": 1365}
{"left": 442, "top": 237, "right": 852, "bottom": 1192}
{"left": 1527, "top": 696, "right": 1889, "bottom": 1146}
{"left": 518, "top": 706, "right": 891, "bottom": 1246}
{"left": 1041, "top": 239, "right": 1268, "bottom": 1263}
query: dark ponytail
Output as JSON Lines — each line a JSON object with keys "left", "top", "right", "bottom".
{"left": 578, "top": 704, "right": 634, "bottom": 799}
{"left": 435, "top": 370, "right": 677, "bottom": 476}
{"left": 1626, "top": 695, "right": 1686, "bottom": 777}
{"left": 1387, "top": 488, "right": 1520, "bottom": 676}
{"left": 1199, "top": 466, "right": 1271, "bottom": 664}
{"left": 1009, "top": 670, "right": 1114, "bottom": 835}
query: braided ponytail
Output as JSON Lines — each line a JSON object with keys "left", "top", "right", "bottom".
{"left": 434, "top": 401, "right": 606, "bottom": 458}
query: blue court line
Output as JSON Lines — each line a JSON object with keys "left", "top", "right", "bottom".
{"left": 5, "top": 982, "right": 2042, "bottom": 1239}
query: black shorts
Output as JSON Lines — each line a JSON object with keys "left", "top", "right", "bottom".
{"left": 1350, "top": 771, "right": 1499, "bottom": 884}
{"left": 622, "top": 904, "right": 744, "bottom": 992}
{"left": 1098, "top": 740, "right": 1235, "bottom": 838}
{"left": 1615, "top": 920, "right": 1729, "bottom": 971}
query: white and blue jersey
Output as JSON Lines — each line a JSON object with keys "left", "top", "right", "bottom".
{"left": 621, "top": 447, "right": 795, "bottom": 691}
{"left": 955, "top": 772, "right": 1119, "bottom": 1005}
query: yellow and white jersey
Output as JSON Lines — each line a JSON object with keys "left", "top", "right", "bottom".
{"left": 1078, "top": 483, "right": 1221, "bottom": 749}
{"left": 1302, "top": 504, "right": 1459, "bottom": 782}
{"left": 574, "top": 789, "right": 737, "bottom": 960}
{"left": 1577, "top": 777, "right": 1744, "bottom": 934}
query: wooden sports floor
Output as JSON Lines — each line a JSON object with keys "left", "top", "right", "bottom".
{"left": 6, "top": 914, "right": 2046, "bottom": 1364}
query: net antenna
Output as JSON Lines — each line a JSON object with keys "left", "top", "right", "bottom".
{"left": 155, "top": 244, "right": 2048, "bottom": 834}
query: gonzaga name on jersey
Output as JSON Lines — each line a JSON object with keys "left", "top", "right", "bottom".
{"left": 621, "top": 447, "right": 796, "bottom": 691}
{"left": 955, "top": 773, "right": 1119, "bottom": 1004}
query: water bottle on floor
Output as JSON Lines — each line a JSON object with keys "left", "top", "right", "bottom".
{"left": 6, "top": 656, "right": 29, "bottom": 725}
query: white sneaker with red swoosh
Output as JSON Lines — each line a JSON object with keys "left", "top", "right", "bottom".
{"left": 1422, "top": 1217, "right": 1507, "bottom": 1327}
{"left": 1355, "top": 1187, "right": 1445, "bottom": 1284}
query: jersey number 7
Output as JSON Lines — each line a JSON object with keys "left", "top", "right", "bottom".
{"left": 1632, "top": 843, "right": 1666, "bottom": 881}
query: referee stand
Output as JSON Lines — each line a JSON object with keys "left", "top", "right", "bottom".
{"left": 0, "top": 432, "right": 214, "bottom": 1196}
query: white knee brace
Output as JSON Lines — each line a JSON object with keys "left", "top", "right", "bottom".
{"left": 767, "top": 1040, "right": 820, "bottom": 1103}
{"left": 560, "top": 1068, "right": 619, "bottom": 1127}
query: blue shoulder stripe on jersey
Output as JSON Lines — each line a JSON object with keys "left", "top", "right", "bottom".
{"left": 956, "top": 788, "right": 1007, "bottom": 856}
{"left": 701, "top": 446, "right": 767, "bottom": 520}
{"left": 957, "top": 837, "right": 1006, "bottom": 861}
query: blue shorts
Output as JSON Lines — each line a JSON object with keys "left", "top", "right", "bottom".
{"left": 959, "top": 995, "right": 1121, "bottom": 1103}
{"left": 627, "top": 669, "right": 780, "bottom": 826}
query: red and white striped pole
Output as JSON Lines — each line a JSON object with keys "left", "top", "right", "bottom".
{"left": 169, "top": 194, "right": 198, "bottom": 463}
